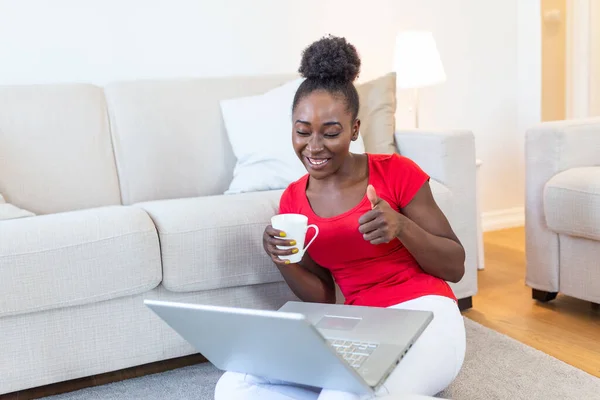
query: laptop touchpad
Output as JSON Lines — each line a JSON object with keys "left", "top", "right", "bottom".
{"left": 316, "top": 315, "right": 362, "bottom": 331}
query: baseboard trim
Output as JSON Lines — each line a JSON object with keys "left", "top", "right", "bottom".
{"left": 482, "top": 207, "right": 524, "bottom": 232}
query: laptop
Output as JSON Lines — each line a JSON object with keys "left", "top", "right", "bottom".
{"left": 144, "top": 299, "right": 433, "bottom": 395}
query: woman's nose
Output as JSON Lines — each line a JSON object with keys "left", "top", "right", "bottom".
{"left": 307, "top": 134, "right": 324, "bottom": 152}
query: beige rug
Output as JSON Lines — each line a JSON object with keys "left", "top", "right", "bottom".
{"left": 438, "top": 318, "right": 600, "bottom": 399}
{"left": 45, "top": 318, "right": 600, "bottom": 399}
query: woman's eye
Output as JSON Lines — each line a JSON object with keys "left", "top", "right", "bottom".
{"left": 324, "top": 132, "right": 341, "bottom": 138}
{"left": 296, "top": 131, "right": 310, "bottom": 136}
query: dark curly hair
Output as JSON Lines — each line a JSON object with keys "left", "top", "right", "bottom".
{"left": 292, "top": 35, "right": 361, "bottom": 119}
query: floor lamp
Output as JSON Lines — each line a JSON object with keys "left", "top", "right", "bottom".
{"left": 394, "top": 31, "right": 446, "bottom": 128}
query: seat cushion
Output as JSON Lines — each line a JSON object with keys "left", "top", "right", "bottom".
{"left": 134, "top": 190, "right": 286, "bottom": 293}
{"left": 0, "top": 206, "right": 161, "bottom": 317}
{"left": 135, "top": 179, "right": 452, "bottom": 294}
{"left": 544, "top": 167, "right": 600, "bottom": 241}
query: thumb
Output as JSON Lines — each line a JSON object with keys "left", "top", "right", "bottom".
{"left": 366, "top": 184, "right": 380, "bottom": 209}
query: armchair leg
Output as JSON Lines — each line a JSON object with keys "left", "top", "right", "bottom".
{"left": 532, "top": 289, "right": 558, "bottom": 302}
{"left": 458, "top": 296, "right": 472, "bottom": 311}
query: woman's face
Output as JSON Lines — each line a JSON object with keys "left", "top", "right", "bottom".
{"left": 291, "top": 90, "right": 359, "bottom": 179}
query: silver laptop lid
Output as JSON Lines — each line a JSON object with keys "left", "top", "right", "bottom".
{"left": 144, "top": 300, "right": 374, "bottom": 395}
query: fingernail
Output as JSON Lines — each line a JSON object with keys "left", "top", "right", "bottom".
{"left": 280, "top": 232, "right": 286, "bottom": 237}
{"left": 290, "top": 240, "right": 297, "bottom": 246}
{"left": 292, "top": 248, "right": 299, "bottom": 254}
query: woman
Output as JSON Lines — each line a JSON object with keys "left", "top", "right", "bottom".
{"left": 215, "top": 35, "right": 466, "bottom": 399}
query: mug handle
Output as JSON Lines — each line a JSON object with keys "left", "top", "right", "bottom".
{"left": 303, "top": 224, "right": 319, "bottom": 251}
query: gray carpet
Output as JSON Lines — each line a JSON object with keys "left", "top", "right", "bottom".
{"left": 44, "top": 318, "right": 600, "bottom": 400}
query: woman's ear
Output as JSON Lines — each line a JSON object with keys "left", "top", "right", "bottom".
{"left": 352, "top": 118, "right": 361, "bottom": 140}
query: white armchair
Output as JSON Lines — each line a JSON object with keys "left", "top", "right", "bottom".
{"left": 525, "top": 118, "right": 600, "bottom": 304}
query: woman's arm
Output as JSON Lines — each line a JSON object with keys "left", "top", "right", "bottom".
{"left": 359, "top": 183, "right": 465, "bottom": 283}
{"left": 276, "top": 254, "right": 336, "bottom": 304}
{"left": 396, "top": 183, "right": 465, "bottom": 282}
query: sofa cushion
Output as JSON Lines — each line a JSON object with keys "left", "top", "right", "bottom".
{"left": 134, "top": 190, "right": 285, "bottom": 293}
{"left": 0, "top": 84, "right": 122, "bottom": 215}
{"left": 356, "top": 72, "right": 397, "bottom": 154}
{"left": 104, "top": 75, "right": 298, "bottom": 204}
{"left": 0, "top": 194, "right": 35, "bottom": 220}
{"left": 544, "top": 167, "right": 600, "bottom": 241}
{"left": 0, "top": 206, "right": 161, "bottom": 317}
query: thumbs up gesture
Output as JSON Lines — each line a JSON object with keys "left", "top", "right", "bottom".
{"left": 358, "top": 185, "right": 405, "bottom": 245}
{"left": 366, "top": 184, "right": 381, "bottom": 209}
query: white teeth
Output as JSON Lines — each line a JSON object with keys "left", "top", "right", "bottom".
{"left": 308, "top": 158, "right": 328, "bottom": 166}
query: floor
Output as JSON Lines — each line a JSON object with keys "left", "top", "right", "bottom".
{"left": 463, "top": 227, "right": 600, "bottom": 378}
{"left": 4, "top": 227, "right": 600, "bottom": 400}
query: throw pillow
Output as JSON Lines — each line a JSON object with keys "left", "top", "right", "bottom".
{"left": 356, "top": 72, "right": 397, "bottom": 154}
{"left": 0, "top": 194, "right": 35, "bottom": 220}
{"left": 221, "top": 78, "right": 366, "bottom": 194}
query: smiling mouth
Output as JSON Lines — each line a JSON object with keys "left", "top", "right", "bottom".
{"left": 306, "top": 157, "right": 330, "bottom": 167}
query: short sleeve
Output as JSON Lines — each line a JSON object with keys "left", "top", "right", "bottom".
{"left": 278, "top": 184, "right": 295, "bottom": 214}
{"left": 390, "top": 154, "right": 430, "bottom": 208}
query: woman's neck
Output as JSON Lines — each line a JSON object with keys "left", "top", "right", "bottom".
{"left": 308, "top": 153, "right": 368, "bottom": 191}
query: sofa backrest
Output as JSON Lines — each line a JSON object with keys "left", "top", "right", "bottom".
{"left": 0, "top": 84, "right": 122, "bottom": 215}
{"left": 0, "top": 72, "right": 396, "bottom": 213}
{"left": 104, "top": 74, "right": 297, "bottom": 205}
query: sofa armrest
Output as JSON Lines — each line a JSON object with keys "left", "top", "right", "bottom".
{"left": 394, "top": 129, "right": 478, "bottom": 299}
{"left": 525, "top": 118, "right": 600, "bottom": 292}
{"left": 394, "top": 130, "right": 476, "bottom": 192}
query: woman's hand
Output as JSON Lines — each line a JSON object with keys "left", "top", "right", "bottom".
{"left": 358, "top": 185, "right": 405, "bottom": 245}
{"left": 264, "top": 225, "right": 336, "bottom": 303}
{"left": 263, "top": 225, "right": 298, "bottom": 266}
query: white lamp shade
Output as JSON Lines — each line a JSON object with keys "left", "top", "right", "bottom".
{"left": 394, "top": 31, "right": 446, "bottom": 89}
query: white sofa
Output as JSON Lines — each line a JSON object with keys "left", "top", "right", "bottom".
{"left": 525, "top": 118, "right": 600, "bottom": 304}
{"left": 0, "top": 73, "right": 479, "bottom": 395}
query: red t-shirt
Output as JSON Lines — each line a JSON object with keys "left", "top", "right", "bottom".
{"left": 278, "top": 153, "right": 457, "bottom": 308}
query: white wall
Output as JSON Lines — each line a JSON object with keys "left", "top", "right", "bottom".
{"left": 514, "top": 0, "right": 542, "bottom": 230}
{"left": 0, "top": 0, "right": 540, "bottom": 223}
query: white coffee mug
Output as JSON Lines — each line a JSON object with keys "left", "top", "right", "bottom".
{"left": 271, "top": 213, "right": 319, "bottom": 264}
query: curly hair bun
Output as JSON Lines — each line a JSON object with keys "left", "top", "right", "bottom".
{"left": 298, "top": 35, "right": 361, "bottom": 83}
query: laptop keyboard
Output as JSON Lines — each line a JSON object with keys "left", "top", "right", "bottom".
{"left": 326, "top": 339, "right": 378, "bottom": 369}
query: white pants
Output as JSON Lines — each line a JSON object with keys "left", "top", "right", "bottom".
{"left": 214, "top": 295, "right": 466, "bottom": 399}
